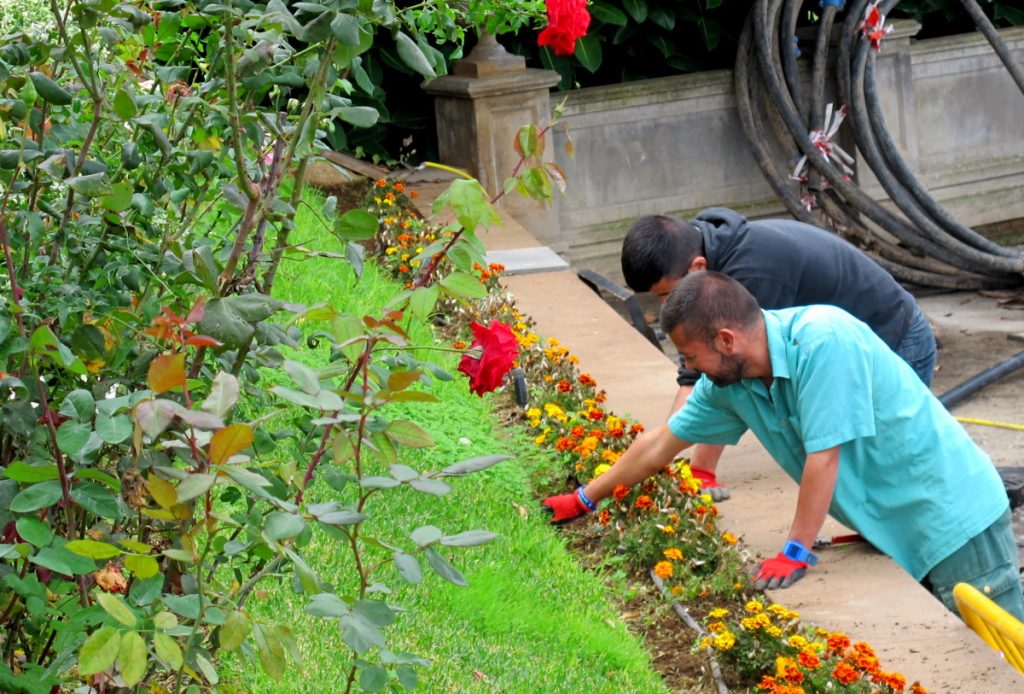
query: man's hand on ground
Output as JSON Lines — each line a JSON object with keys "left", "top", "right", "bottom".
{"left": 541, "top": 492, "right": 589, "bottom": 525}
{"left": 750, "top": 554, "right": 808, "bottom": 590}
{"left": 691, "top": 467, "right": 731, "bottom": 502}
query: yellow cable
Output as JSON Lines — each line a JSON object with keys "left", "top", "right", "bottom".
{"left": 955, "top": 416, "right": 1024, "bottom": 432}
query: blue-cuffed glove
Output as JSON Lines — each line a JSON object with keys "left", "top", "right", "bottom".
{"left": 751, "top": 553, "right": 808, "bottom": 590}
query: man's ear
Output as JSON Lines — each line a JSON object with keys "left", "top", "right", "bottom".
{"left": 714, "top": 328, "right": 736, "bottom": 353}
{"left": 688, "top": 256, "right": 708, "bottom": 273}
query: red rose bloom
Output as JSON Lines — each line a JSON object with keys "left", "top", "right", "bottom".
{"left": 458, "top": 321, "right": 518, "bottom": 396}
{"left": 538, "top": 0, "right": 590, "bottom": 56}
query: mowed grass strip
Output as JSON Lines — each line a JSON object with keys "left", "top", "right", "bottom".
{"left": 222, "top": 195, "right": 670, "bottom": 693}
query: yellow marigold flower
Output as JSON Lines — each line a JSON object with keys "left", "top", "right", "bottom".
{"left": 788, "top": 635, "right": 808, "bottom": 649}
{"left": 569, "top": 355, "right": 579, "bottom": 364}
{"left": 722, "top": 532, "right": 738, "bottom": 545}
{"left": 547, "top": 337, "right": 559, "bottom": 346}
{"left": 660, "top": 525, "right": 675, "bottom": 534}
{"left": 699, "top": 493, "right": 713, "bottom": 504}
{"left": 544, "top": 403, "right": 564, "bottom": 418}
{"left": 809, "top": 642, "right": 825, "bottom": 654}
{"left": 593, "top": 463, "right": 611, "bottom": 477}
{"left": 670, "top": 585, "right": 683, "bottom": 595}
{"left": 768, "top": 603, "right": 789, "bottom": 615}
{"left": 741, "top": 617, "right": 760, "bottom": 631}
{"left": 526, "top": 407, "right": 541, "bottom": 420}
{"left": 415, "top": 247, "right": 424, "bottom": 253}
{"left": 385, "top": 247, "right": 398, "bottom": 255}
{"left": 544, "top": 374, "right": 555, "bottom": 382}
{"left": 699, "top": 637, "right": 713, "bottom": 650}
{"left": 767, "top": 626, "right": 783, "bottom": 638}
{"left": 601, "top": 449, "right": 621, "bottom": 464}
{"left": 606, "top": 415, "right": 620, "bottom": 429}
{"left": 534, "top": 429, "right": 549, "bottom": 445}
{"left": 775, "top": 656, "right": 797, "bottom": 677}
{"left": 663, "top": 548, "right": 683, "bottom": 561}
{"left": 745, "top": 600, "right": 764, "bottom": 613}
{"left": 654, "top": 561, "right": 673, "bottom": 578}
{"left": 712, "top": 632, "right": 736, "bottom": 651}
{"left": 669, "top": 513, "right": 680, "bottom": 524}
{"left": 528, "top": 419, "right": 540, "bottom": 428}
{"left": 709, "top": 608, "right": 730, "bottom": 619}
{"left": 708, "top": 621, "right": 726, "bottom": 633}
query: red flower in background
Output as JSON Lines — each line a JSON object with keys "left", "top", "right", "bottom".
{"left": 537, "top": 0, "right": 590, "bottom": 56}
{"left": 458, "top": 321, "right": 518, "bottom": 396}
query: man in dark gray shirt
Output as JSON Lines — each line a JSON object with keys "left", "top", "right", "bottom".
{"left": 621, "top": 208, "right": 936, "bottom": 501}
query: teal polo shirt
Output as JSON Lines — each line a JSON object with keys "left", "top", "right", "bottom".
{"left": 668, "top": 305, "right": 1007, "bottom": 580}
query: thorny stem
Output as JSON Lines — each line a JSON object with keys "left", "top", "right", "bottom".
{"left": 0, "top": 170, "right": 26, "bottom": 338}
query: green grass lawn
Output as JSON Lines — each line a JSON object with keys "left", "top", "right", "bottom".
{"left": 219, "top": 195, "right": 670, "bottom": 693}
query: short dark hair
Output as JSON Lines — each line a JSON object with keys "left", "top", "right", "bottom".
{"left": 620, "top": 215, "right": 704, "bottom": 292}
{"left": 660, "top": 271, "right": 761, "bottom": 345}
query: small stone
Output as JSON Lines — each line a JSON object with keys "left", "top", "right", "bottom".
{"left": 984, "top": 585, "right": 992, "bottom": 595}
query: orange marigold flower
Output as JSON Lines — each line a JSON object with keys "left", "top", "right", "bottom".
{"left": 375, "top": 178, "right": 387, "bottom": 187}
{"left": 635, "top": 495, "right": 654, "bottom": 509}
{"left": 909, "top": 684, "right": 928, "bottom": 694}
{"left": 571, "top": 425, "right": 586, "bottom": 439}
{"left": 453, "top": 340, "right": 467, "bottom": 350}
{"left": 612, "top": 484, "right": 630, "bottom": 500}
{"left": 827, "top": 633, "right": 851, "bottom": 654}
{"left": 756, "top": 675, "right": 778, "bottom": 691}
{"left": 607, "top": 426, "right": 625, "bottom": 438}
{"left": 410, "top": 190, "right": 419, "bottom": 198}
{"left": 579, "top": 373, "right": 596, "bottom": 387}
{"left": 782, "top": 665, "right": 803, "bottom": 684}
{"left": 489, "top": 263, "right": 505, "bottom": 274}
{"left": 663, "top": 548, "right": 683, "bottom": 561}
{"left": 393, "top": 182, "right": 405, "bottom": 192}
{"left": 557, "top": 380, "right": 572, "bottom": 393}
{"left": 630, "top": 423, "right": 645, "bottom": 434}
{"left": 797, "top": 650, "right": 821, "bottom": 669}
{"left": 722, "top": 532, "right": 738, "bottom": 544}
{"left": 555, "top": 437, "right": 574, "bottom": 452}
{"left": 587, "top": 408, "right": 605, "bottom": 421}
{"left": 831, "top": 661, "right": 859, "bottom": 685}
{"left": 653, "top": 561, "right": 673, "bottom": 578}
{"left": 597, "top": 509, "right": 611, "bottom": 526}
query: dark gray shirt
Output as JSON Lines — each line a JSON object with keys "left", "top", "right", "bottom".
{"left": 676, "top": 208, "right": 919, "bottom": 385}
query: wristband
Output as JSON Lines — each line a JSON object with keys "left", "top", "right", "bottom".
{"left": 575, "top": 486, "right": 597, "bottom": 512}
{"left": 782, "top": 539, "right": 818, "bottom": 566}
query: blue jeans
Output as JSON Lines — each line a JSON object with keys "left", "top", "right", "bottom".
{"left": 895, "top": 308, "right": 937, "bottom": 386}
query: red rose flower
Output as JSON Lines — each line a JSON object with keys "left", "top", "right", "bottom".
{"left": 457, "top": 321, "right": 518, "bottom": 396}
{"left": 537, "top": 0, "right": 590, "bottom": 56}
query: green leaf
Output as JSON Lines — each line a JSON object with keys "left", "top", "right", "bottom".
{"left": 388, "top": 464, "right": 419, "bottom": 482}
{"left": 698, "top": 16, "right": 720, "bottom": 51}
{"left": 113, "top": 88, "right": 138, "bottom": 119}
{"left": 59, "top": 389, "right": 95, "bottom": 421}
{"left": 306, "top": 593, "right": 350, "bottom": 618}
{"left": 360, "top": 664, "right": 388, "bottom": 692}
{"left": 622, "top": 0, "right": 647, "bottom": 23}
{"left": 591, "top": 1, "right": 628, "bottom": 25}
{"left": 336, "top": 208, "right": 378, "bottom": 241}
{"left": 3, "top": 462, "right": 58, "bottom": 483}
{"left": 353, "top": 599, "right": 397, "bottom": 628}
{"left": 385, "top": 420, "right": 434, "bottom": 448}
{"left": 65, "top": 172, "right": 111, "bottom": 197}
{"left": 408, "top": 478, "right": 452, "bottom": 496}
{"left": 263, "top": 511, "right": 305, "bottom": 541}
{"left": 195, "top": 652, "right": 219, "bottom": 685}
{"left": 101, "top": 182, "right": 133, "bottom": 212}
{"left": 66, "top": 539, "right": 123, "bottom": 560}
{"left": 79, "top": 626, "right": 121, "bottom": 675}
{"left": 153, "top": 633, "right": 183, "bottom": 670}
{"left": 425, "top": 547, "right": 468, "bottom": 586}
{"left": 439, "top": 454, "right": 510, "bottom": 476}
{"left": 15, "top": 517, "right": 52, "bottom": 547}
{"left": 439, "top": 271, "right": 488, "bottom": 300}
{"left": 95, "top": 413, "right": 132, "bottom": 443}
{"left": 220, "top": 610, "right": 250, "bottom": 651}
{"left": 29, "top": 72, "right": 72, "bottom": 105}
{"left": 408, "top": 285, "right": 439, "bottom": 320}
{"left": 56, "top": 421, "right": 92, "bottom": 456}
{"left": 201, "top": 372, "right": 240, "bottom": 418}
{"left": 174, "top": 473, "right": 216, "bottom": 503}
{"left": 10, "top": 480, "right": 63, "bottom": 513}
{"left": 153, "top": 611, "right": 178, "bottom": 631}
{"left": 253, "top": 624, "right": 287, "bottom": 680}
{"left": 71, "top": 482, "right": 122, "bottom": 519}
{"left": 124, "top": 554, "right": 160, "bottom": 579}
{"left": 30, "top": 545, "right": 96, "bottom": 575}
{"left": 163, "top": 593, "right": 201, "bottom": 620}
{"left": 118, "top": 630, "right": 147, "bottom": 686}
{"left": 393, "top": 552, "right": 423, "bottom": 584}
{"left": 339, "top": 612, "right": 385, "bottom": 654}
{"left": 97, "top": 591, "right": 137, "bottom": 627}
{"left": 575, "top": 33, "right": 603, "bottom": 73}
{"left": 394, "top": 31, "right": 435, "bottom": 78}
{"left": 337, "top": 106, "right": 379, "bottom": 128}
{"left": 331, "top": 12, "right": 361, "bottom": 45}
{"left": 440, "top": 530, "right": 499, "bottom": 547}
{"left": 410, "top": 525, "right": 442, "bottom": 547}
{"left": 435, "top": 178, "right": 500, "bottom": 233}
{"left": 317, "top": 510, "right": 366, "bottom": 526}
{"left": 284, "top": 359, "right": 321, "bottom": 396}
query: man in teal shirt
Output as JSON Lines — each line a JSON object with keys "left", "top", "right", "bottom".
{"left": 543, "top": 271, "right": 1023, "bottom": 619}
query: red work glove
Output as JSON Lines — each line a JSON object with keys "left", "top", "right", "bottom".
{"left": 691, "top": 468, "right": 731, "bottom": 502}
{"left": 751, "top": 553, "right": 808, "bottom": 590}
{"left": 541, "top": 491, "right": 590, "bottom": 525}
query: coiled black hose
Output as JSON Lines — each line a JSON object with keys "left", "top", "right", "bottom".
{"left": 734, "top": 0, "right": 1024, "bottom": 289}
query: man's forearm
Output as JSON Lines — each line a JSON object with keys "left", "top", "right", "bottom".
{"left": 788, "top": 447, "right": 840, "bottom": 548}
{"left": 583, "top": 424, "right": 690, "bottom": 503}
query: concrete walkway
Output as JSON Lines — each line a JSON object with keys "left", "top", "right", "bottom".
{"left": 414, "top": 187, "right": 1023, "bottom": 690}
